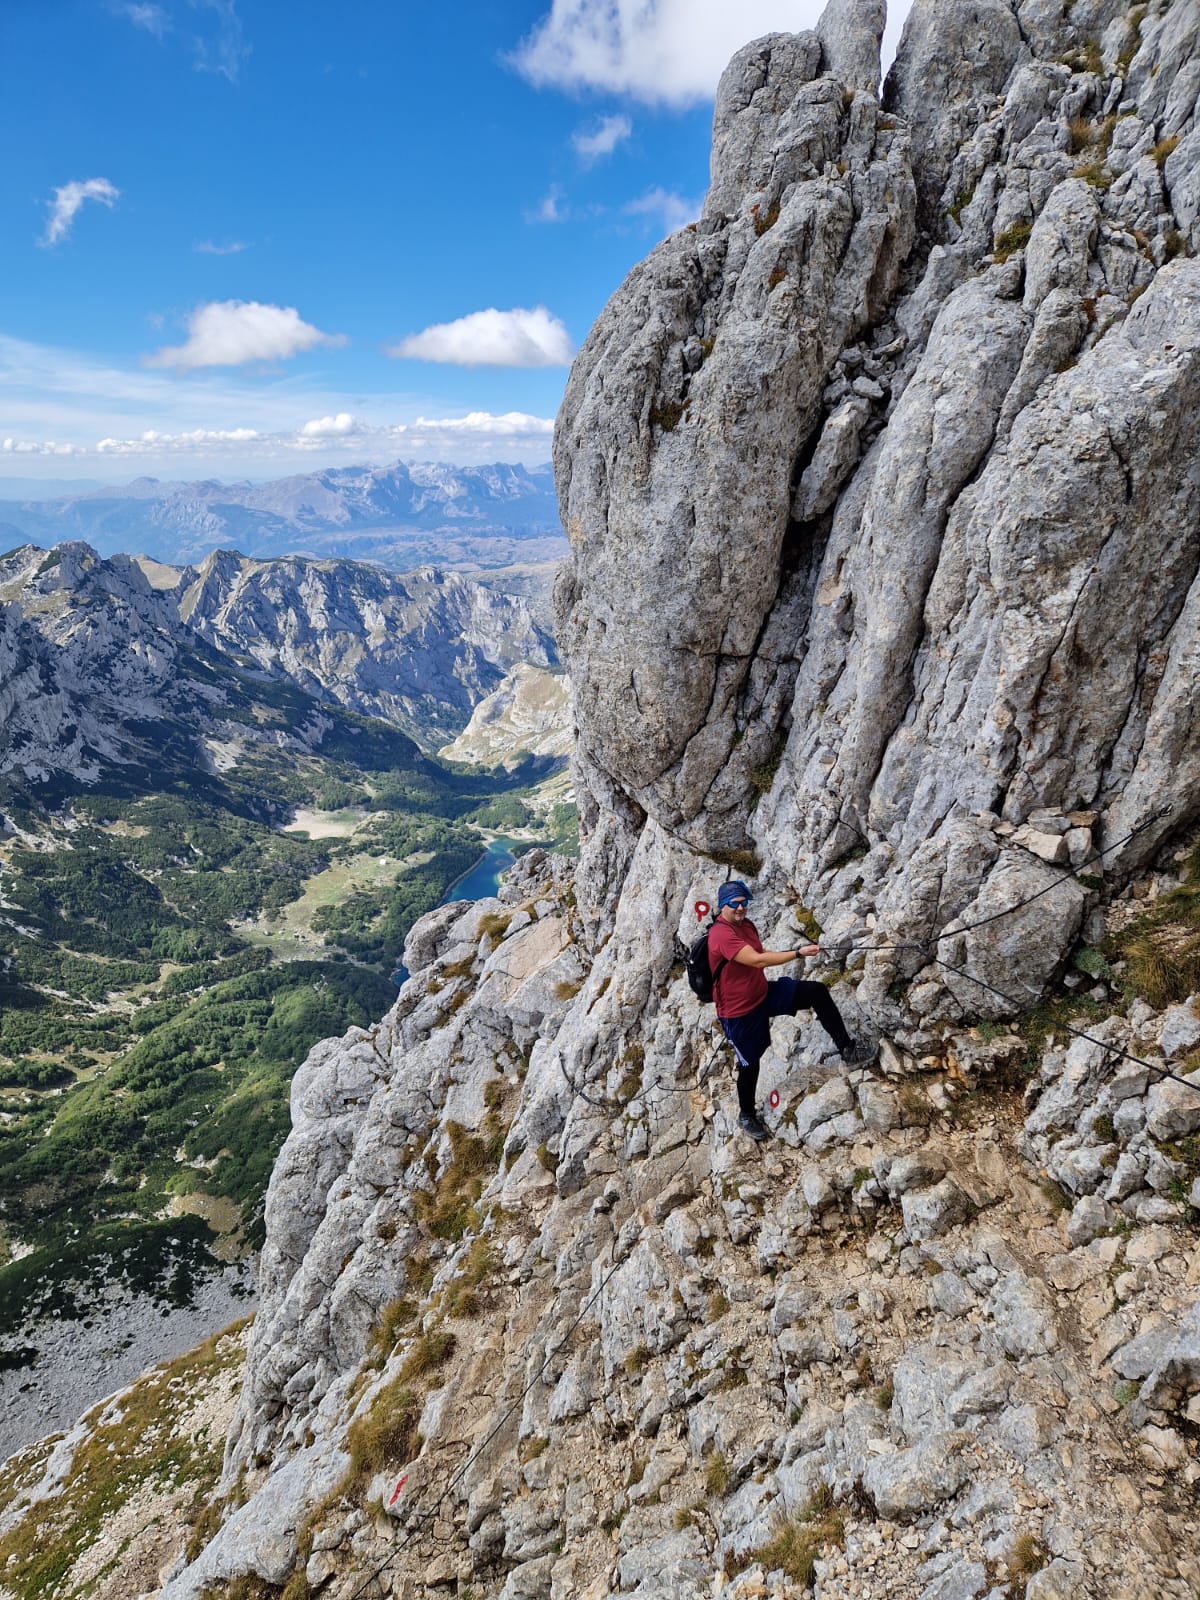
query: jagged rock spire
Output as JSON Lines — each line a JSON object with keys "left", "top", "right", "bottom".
{"left": 555, "top": 0, "right": 1200, "bottom": 1023}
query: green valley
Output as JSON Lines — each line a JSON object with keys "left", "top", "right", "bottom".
{"left": 0, "top": 642, "right": 567, "bottom": 1341}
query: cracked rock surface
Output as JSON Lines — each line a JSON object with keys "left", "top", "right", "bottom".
{"left": 556, "top": 0, "right": 1200, "bottom": 1023}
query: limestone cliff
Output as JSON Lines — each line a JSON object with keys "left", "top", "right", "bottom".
{"left": 23, "top": 4, "right": 1200, "bottom": 1599}
{"left": 556, "top": 0, "right": 1200, "bottom": 1036}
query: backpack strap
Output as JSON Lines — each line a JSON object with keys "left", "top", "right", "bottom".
{"left": 708, "top": 917, "right": 728, "bottom": 1004}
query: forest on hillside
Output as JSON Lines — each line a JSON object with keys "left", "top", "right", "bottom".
{"left": 0, "top": 728, "right": 573, "bottom": 1340}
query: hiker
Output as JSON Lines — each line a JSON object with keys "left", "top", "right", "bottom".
{"left": 709, "top": 880, "right": 873, "bottom": 1140}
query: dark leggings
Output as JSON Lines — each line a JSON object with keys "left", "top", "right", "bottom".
{"left": 720, "top": 977, "right": 853, "bottom": 1117}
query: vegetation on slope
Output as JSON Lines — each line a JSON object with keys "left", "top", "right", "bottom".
{"left": 0, "top": 682, "right": 565, "bottom": 1335}
{"left": 0, "top": 1320, "right": 249, "bottom": 1600}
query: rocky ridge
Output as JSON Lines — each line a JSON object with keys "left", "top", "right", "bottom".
{"left": 0, "top": 541, "right": 554, "bottom": 788}
{"left": 12, "top": 2, "right": 1200, "bottom": 1598}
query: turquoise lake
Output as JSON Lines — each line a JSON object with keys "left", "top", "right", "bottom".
{"left": 393, "top": 835, "right": 523, "bottom": 985}
{"left": 444, "top": 835, "right": 522, "bottom": 904}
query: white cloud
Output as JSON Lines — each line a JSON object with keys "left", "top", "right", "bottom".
{"left": 528, "top": 188, "right": 568, "bottom": 224}
{"left": 3, "top": 412, "right": 554, "bottom": 465}
{"left": 96, "top": 426, "right": 260, "bottom": 454}
{"left": 0, "top": 333, "right": 558, "bottom": 478}
{"left": 40, "top": 178, "right": 120, "bottom": 248}
{"left": 573, "top": 112, "right": 632, "bottom": 162}
{"left": 2, "top": 438, "right": 88, "bottom": 457}
{"left": 408, "top": 412, "right": 555, "bottom": 437}
{"left": 118, "top": 3, "right": 169, "bottom": 38}
{"left": 387, "top": 307, "right": 573, "bottom": 369}
{"left": 514, "top": 0, "right": 913, "bottom": 104}
{"left": 300, "top": 412, "right": 359, "bottom": 438}
{"left": 289, "top": 412, "right": 556, "bottom": 453}
{"left": 191, "top": 0, "right": 250, "bottom": 83}
{"left": 147, "top": 300, "right": 344, "bottom": 370}
{"left": 624, "top": 186, "right": 702, "bottom": 233}
{"left": 194, "top": 239, "right": 251, "bottom": 255}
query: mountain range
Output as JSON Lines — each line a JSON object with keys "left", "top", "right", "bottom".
{"left": 0, "top": 540, "right": 557, "bottom": 798}
{"left": 0, "top": 460, "right": 566, "bottom": 571}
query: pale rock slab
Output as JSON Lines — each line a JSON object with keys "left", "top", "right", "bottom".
{"left": 1158, "top": 1001, "right": 1200, "bottom": 1059}
{"left": 902, "top": 1177, "right": 971, "bottom": 1241}
{"left": 988, "top": 1271, "right": 1059, "bottom": 1358}
{"left": 862, "top": 1430, "right": 973, "bottom": 1519}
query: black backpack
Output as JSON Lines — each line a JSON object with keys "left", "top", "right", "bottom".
{"left": 684, "top": 918, "right": 727, "bottom": 1005}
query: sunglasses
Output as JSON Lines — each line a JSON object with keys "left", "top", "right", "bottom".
{"left": 726, "top": 899, "right": 749, "bottom": 909}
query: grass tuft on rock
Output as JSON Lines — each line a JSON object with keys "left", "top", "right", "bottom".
{"left": 1121, "top": 931, "right": 1200, "bottom": 1009}
{"left": 366, "top": 1295, "right": 418, "bottom": 1362}
{"left": 705, "top": 1450, "right": 731, "bottom": 1498}
{"left": 752, "top": 197, "right": 782, "bottom": 235}
{"left": 536, "top": 1142, "right": 559, "bottom": 1174}
{"left": 412, "top": 1119, "right": 503, "bottom": 1241}
{"left": 649, "top": 399, "right": 685, "bottom": 432}
{"left": 751, "top": 1485, "right": 846, "bottom": 1585}
{"left": 1102, "top": 860, "right": 1200, "bottom": 1008}
{"left": 1009, "top": 1530, "right": 1050, "bottom": 1581}
{"left": 345, "top": 1382, "right": 421, "bottom": 1486}
{"left": 343, "top": 1335, "right": 452, "bottom": 1496}
{"left": 993, "top": 220, "right": 1033, "bottom": 260}
{"left": 443, "top": 1234, "right": 497, "bottom": 1320}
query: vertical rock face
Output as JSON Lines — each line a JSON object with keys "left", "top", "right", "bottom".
{"left": 555, "top": 0, "right": 1200, "bottom": 1024}
{"left": 553, "top": 23, "right": 915, "bottom": 854}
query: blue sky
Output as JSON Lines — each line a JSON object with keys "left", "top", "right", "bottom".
{"left": 0, "top": 0, "right": 909, "bottom": 486}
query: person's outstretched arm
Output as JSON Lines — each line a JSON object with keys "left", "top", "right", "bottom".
{"left": 731, "top": 942, "right": 820, "bottom": 971}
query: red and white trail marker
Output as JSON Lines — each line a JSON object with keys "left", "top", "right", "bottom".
{"left": 388, "top": 1472, "right": 409, "bottom": 1507}
{"left": 694, "top": 900, "right": 710, "bottom": 922}
{"left": 769, "top": 1089, "right": 780, "bottom": 1109}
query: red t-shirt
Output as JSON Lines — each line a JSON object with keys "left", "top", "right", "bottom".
{"left": 708, "top": 917, "right": 768, "bottom": 1018}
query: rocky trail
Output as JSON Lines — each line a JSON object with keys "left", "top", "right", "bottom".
{"left": 82, "top": 843, "right": 1193, "bottom": 1600}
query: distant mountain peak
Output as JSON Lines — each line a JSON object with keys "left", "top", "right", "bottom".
{"left": 0, "top": 460, "right": 563, "bottom": 571}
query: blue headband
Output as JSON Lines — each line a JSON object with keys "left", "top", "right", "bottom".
{"left": 717, "top": 880, "right": 752, "bottom": 909}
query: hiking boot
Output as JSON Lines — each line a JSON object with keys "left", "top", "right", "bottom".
{"left": 738, "top": 1111, "right": 770, "bottom": 1141}
{"left": 840, "top": 1038, "right": 877, "bottom": 1066}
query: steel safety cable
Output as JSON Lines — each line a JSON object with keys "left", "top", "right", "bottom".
{"left": 343, "top": 800, "right": 1194, "bottom": 1591}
